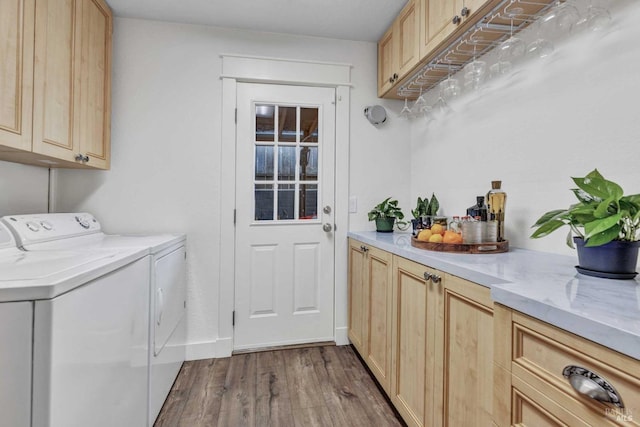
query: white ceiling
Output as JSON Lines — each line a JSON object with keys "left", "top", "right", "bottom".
{"left": 105, "top": 0, "right": 408, "bottom": 42}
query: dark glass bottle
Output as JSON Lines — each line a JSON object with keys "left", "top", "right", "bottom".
{"left": 466, "top": 196, "right": 488, "bottom": 221}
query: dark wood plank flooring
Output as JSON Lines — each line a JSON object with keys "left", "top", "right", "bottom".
{"left": 154, "top": 345, "right": 405, "bottom": 427}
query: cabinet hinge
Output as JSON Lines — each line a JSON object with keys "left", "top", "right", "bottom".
{"left": 233, "top": 209, "right": 236, "bottom": 225}
{"left": 235, "top": 108, "right": 237, "bottom": 124}
{"left": 232, "top": 310, "right": 235, "bottom": 326}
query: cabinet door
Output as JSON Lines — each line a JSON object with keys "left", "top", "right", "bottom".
{"left": 32, "top": 0, "right": 111, "bottom": 169}
{"left": 365, "top": 245, "right": 393, "bottom": 393}
{"left": 391, "top": 256, "right": 437, "bottom": 427}
{"left": 377, "top": 25, "right": 396, "bottom": 97}
{"left": 433, "top": 274, "right": 494, "bottom": 426}
{"left": 76, "top": 0, "right": 111, "bottom": 169}
{"left": 0, "top": 0, "right": 34, "bottom": 151}
{"left": 396, "top": 0, "right": 420, "bottom": 81}
{"left": 420, "top": 0, "right": 463, "bottom": 59}
{"left": 348, "top": 239, "right": 368, "bottom": 354}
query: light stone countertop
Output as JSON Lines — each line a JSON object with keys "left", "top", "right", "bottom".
{"left": 348, "top": 230, "right": 640, "bottom": 361}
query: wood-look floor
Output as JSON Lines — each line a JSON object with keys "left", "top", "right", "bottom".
{"left": 154, "top": 345, "right": 405, "bottom": 427}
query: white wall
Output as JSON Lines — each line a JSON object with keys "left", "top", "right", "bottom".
{"left": 54, "top": 18, "right": 411, "bottom": 358}
{"left": 409, "top": 0, "right": 640, "bottom": 258}
{"left": 0, "top": 161, "right": 49, "bottom": 216}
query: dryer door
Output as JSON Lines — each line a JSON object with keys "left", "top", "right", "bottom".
{"left": 154, "top": 246, "right": 186, "bottom": 355}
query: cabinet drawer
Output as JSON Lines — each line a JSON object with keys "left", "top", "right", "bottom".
{"left": 511, "top": 312, "right": 639, "bottom": 426}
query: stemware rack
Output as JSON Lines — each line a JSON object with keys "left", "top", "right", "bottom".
{"left": 397, "top": 0, "right": 559, "bottom": 98}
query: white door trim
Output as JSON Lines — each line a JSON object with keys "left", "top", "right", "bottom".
{"left": 218, "top": 55, "right": 351, "bottom": 357}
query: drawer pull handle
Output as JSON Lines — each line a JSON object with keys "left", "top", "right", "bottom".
{"left": 562, "top": 365, "right": 624, "bottom": 408}
{"left": 423, "top": 272, "right": 432, "bottom": 281}
{"left": 431, "top": 274, "right": 442, "bottom": 284}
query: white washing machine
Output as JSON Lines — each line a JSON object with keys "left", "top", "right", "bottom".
{"left": 3, "top": 212, "right": 187, "bottom": 426}
{"left": 0, "top": 218, "right": 150, "bottom": 427}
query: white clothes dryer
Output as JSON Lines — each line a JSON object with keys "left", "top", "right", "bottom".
{"left": 3, "top": 212, "right": 187, "bottom": 426}
{"left": 0, "top": 218, "right": 149, "bottom": 427}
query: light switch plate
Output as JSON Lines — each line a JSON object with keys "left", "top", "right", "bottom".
{"left": 349, "top": 196, "right": 357, "bottom": 213}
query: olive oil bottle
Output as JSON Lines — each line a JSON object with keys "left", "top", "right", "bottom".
{"left": 487, "top": 181, "right": 507, "bottom": 241}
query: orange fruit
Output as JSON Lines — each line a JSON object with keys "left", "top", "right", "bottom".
{"left": 417, "top": 229, "right": 432, "bottom": 241}
{"left": 428, "top": 233, "right": 443, "bottom": 243}
{"left": 430, "top": 224, "right": 445, "bottom": 235}
{"left": 443, "top": 230, "right": 463, "bottom": 244}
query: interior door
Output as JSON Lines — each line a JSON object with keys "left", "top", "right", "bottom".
{"left": 234, "top": 82, "right": 336, "bottom": 351}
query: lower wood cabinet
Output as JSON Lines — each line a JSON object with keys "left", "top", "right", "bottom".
{"left": 348, "top": 239, "right": 495, "bottom": 427}
{"left": 494, "top": 304, "right": 640, "bottom": 427}
{"left": 348, "top": 240, "right": 393, "bottom": 393}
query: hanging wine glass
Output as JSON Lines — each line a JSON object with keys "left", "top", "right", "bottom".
{"left": 413, "top": 87, "right": 432, "bottom": 118}
{"left": 498, "top": 8, "right": 526, "bottom": 65}
{"left": 576, "top": 0, "right": 611, "bottom": 32}
{"left": 527, "top": 16, "right": 555, "bottom": 59}
{"left": 399, "top": 98, "right": 414, "bottom": 119}
{"left": 464, "top": 37, "right": 487, "bottom": 91}
{"left": 439, "top": 60, "right": 461, "bottom": 102}
{"left": 541, "top": 0, "right": 580, "bottom": 36}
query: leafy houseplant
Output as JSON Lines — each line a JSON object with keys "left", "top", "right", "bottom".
{"left": 530, "top": 169, "right": 640, "bottom": 278}
{"left": 411, "top": 193, "right": 439, "bottom": 233}
{"left": 368, "top": 197, "right": 406, "bottom": 232}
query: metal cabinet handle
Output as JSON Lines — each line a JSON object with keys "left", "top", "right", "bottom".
{"left": 431, "top": 274, "right": 442, "bottom": 284}
{"left": 423, "top": 272, "right": 432, "bottom": 281}
{"left": 452, "top": 15, "right": 461, "bottom": 25}
{"left": 562, "top": 365, "right": 625, "bottom": 408}
{"left": 75, "top": 153, "right": 84, "bottom": 162}
{"left": 461, "top": 6, "right": 470, "bottom": 17}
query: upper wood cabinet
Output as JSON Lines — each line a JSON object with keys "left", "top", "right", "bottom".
{"left": 379, "top": 0, "right": 498, "bottom": 98}
{"left": 0, "top": 0, "right": 112, "bottom": 169}
{"left": 0, "top": 0, "right": 35, "bottom": 152}
{"left": 377, "top": 0, "right": 420, "bottom": 97}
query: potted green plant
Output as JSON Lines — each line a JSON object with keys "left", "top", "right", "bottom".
{"left": 368, "top": 197, "right": 406, "bottom": 232}
{"left": 530, "top": 169, "right": 640, "bottom": 279}
{"left": 411, "top": 193, "right": 439, "bottom": 233}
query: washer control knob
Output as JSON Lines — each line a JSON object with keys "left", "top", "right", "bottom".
{"left": 75, "top": 215, "right": 91, "bottom": 229}
{"left": 40, "top": 221, "right": 53, "bottom": 231}
{"left": 26, "top": 221, "right": 40, "bottom": 232}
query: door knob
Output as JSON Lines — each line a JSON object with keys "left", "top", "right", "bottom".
{"left": 323, "top": 206, "right": 332, "bottom": 214}
{"left": 323, "top": 223, "right": 333, "bottom": 232}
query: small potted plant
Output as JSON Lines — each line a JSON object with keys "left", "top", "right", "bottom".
{"left": 368, "top": 197, "right": 406, "bottom": 232}
{"left": 411, "top": 193, "right": 440, "bottom": 234}
{"left": 530, "top": 169, "right": 640, "bottom": 279}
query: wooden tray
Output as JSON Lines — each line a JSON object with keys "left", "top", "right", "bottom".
{"left": 411, "top": 236, "right": 509, "bottom": 254}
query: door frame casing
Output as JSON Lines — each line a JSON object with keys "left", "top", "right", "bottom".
{"left": 218, "top": 54, "right": 352, "bottom": 357}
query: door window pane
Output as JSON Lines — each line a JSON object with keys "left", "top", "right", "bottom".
{"left": 278, "top": 107, "right": 297, "bottom": 142}
{"left": 255, "top": 184, "right": 274, "bottom": 220}
{"left": 277, "top": 184, "right": 295, "bottom": 220}
{"left": 301, "top": 108, "right": 318, "bottom": 143}
{"left": 256, "top": 105, "right": 275, "bottom": 141}
{"left": 299, "top": 184, "right": 318, "bottom": 220}
{"left": 299, "top": 147, "right": 318, "bottom": 181}
{"left": 278, "top": 146, "right": 296, "bottom": 180}
{"left": 255, "top": 146, "right": 274, "bottom": 180}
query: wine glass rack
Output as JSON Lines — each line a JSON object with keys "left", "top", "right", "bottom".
{"left": 396, "top": 0, "right": 559, "bottom": 99}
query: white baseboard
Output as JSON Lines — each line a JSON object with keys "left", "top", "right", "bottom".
{"left": 185, "top": 332, "right": 349, "bottom": 361}
{"left": 335, "top": 326, "right": 349, "bottom": 346}
{"left": 185, "top": 336, "right": 233, "bottom": 361}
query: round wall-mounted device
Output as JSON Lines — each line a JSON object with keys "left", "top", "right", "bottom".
{"left": 364, "top": 105, "right": 387, "bottom": 125}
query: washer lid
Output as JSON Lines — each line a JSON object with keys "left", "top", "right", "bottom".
{"left": 0, "top": 250, "right": 115, "bottom": 281}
